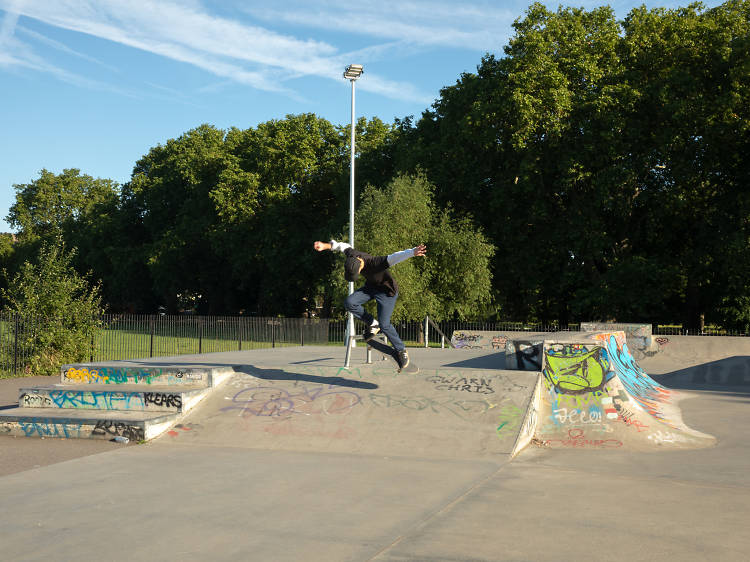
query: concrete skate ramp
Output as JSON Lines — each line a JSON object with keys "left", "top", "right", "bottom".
{"left": 156, "top": 361, "right": 539, "bottom": 459}
{"left": 638, "top": 335, "right": 750, "bottom": 389}
{"left": 534, "top": 331, "right": 716, "bottom": 451}
{"left": 450, "top": 330, "right": 549, "bottom": 352}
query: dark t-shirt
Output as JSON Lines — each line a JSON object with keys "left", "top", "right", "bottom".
{"left": 344, "top": 248, "right": 398, "bottom": 296}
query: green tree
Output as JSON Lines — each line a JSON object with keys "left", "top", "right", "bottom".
{"left": 619, "top": 0, "right": 750, "bottom": 330}
{"left": 400, "top": 1, "right": 750, "bottom": 328}
{"left": 6, "top": 169, "right": 123, "bottom": 310}
{"left": 2, "top": 239, "right": 102, "bottom": 375}
{"left": 0, "top": 234, "right": 17, "bottom": 307}
{"left": 120, "top": 114, "right": 399, "bottom": 316}
{"left": 7, "top": 168, "right": 119, "bottom": 242}
{"left": 321, "top": 173, "right": 494, "bottom": 321}
{"left": 125, "top": 124, "right": 238, "bottom": 313}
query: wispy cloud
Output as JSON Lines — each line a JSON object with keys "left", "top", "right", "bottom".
{"left": 243, "top": 0, "right": 515, "bottom": 51}
{"left": 16, "top": 25, "right": 119, "bottom": 72}
{"left": 0, "top": 0, "right": 437, "bottom": 103}
{"left": 0, "top": 1, "right": 20, "bottom": 45}
{"left": 1, "top": 6, "right": 137, "bottom": 96}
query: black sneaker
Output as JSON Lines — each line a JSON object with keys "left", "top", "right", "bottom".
{"left": 363, "top": 324, "right": 381, "bottom": 340}
{"left": 397, "top": 349, "right": 409, "bottom": 369}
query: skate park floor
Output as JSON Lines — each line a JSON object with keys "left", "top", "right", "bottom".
{"left": 1, "top": 342, "right": 750, "bottom": 561}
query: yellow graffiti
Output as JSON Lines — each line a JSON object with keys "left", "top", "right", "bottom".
{"left": 544, "top": 348, "right": 608, "bottom": 394}
{"left": 64, "top": 367, "right": 107, "bottom": 384}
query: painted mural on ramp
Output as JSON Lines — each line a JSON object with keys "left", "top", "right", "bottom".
{"left": 531, "top": 331, "right": 715, "bottom": 451}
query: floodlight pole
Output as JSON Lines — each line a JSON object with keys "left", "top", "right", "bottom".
{"left": 343, "top": 64, "right": 362, "bottom": 367}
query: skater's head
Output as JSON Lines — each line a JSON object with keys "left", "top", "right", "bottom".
{"left": 344, "top": 256, "right": 364, "bottom": 282}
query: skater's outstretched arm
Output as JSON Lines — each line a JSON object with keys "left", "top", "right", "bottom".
{"left": 313, "top": 239, "right": 352, "bottom": 253}
{"left": 387, "top": 244, "right": 427, "bottom": 266}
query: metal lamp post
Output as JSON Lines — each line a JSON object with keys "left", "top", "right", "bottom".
{"left": 343, "top": 63, "right": 363, "bottom": 366}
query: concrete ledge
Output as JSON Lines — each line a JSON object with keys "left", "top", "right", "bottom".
{"left": 18, "top": 384, "right": 211, "bottom": 413}
{"left": 60, "top": 364, "right": 234, "bottom": 387}
{"left": 0, "top": 408, "right": 177, "bottom": 440}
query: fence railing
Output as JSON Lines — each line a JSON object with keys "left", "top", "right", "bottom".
{"left": 1, "top": 312, "right": 746, "bottom": 376}
{"left": 0, "top": 314, "right": 330, "bottom": 377}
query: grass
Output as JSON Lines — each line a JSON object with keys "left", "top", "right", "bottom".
{"left": 0, "top": 328, "right": 303, "bottom": 378}
{"left": 92, "top": 329, "right": 305, "bottom": 361}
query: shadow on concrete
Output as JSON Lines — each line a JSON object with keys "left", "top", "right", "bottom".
{"left": 443, "top": 352, "right": 507, "bottom": 370}
{"left": 83, "top": 359, "right": 378, "bottom": 389}
{"left": 652, "top": 356, "right": 750, "bottom": 396}
{"left": 112, "top": 360, "right": 239, "bottom": 369}
{"left": 236, "top": 365, "right": 379, "bottom": 390}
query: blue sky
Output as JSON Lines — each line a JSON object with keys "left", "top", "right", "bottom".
{"left": 0, "top": 0, "right": 724, "bottom": 233}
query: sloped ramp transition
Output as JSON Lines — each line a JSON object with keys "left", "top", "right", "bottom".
{"left": 154, "top": 362, "right": 541, "bottom": 460}
{"left": 524, "top": 331, "right": 716, "bottom": 451}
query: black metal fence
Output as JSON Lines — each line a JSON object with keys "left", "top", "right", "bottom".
{"left": 94, "top": 315, "right": 330, "bottom": 360}
{"left": 0, "top": 313, "right": 38, "bottom": 376}
{"left": 1, "top": 312, "right": 746, "bottom": 377}
{"left": 326, "top": 318, "right": 748, "bottom": 345}
{"left": 0, "top": 314, "right": 330, "bottom": 377}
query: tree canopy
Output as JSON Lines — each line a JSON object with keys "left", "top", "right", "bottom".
{"left": 399, "top": 0, "right": 750, "bottom": 330}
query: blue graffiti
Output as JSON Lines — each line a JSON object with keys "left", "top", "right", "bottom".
{"left": 605, "top": 335, "right": 676, "bottom": 426}
{"left": 49, "top": 390, "right": 145, "bottom": 410}
{"left": 19, "top": 419, "right": 84, "bottom": 438}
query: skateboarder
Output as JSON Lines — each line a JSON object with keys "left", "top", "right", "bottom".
{"left": 313, "top": 239, "right": 427, "bottom": 368}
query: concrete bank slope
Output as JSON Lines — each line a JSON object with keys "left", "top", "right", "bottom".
{"left": 531, "top": 331, "right": 716, "bottom": 451}
{"left": 151, "top": 347, "right": 538, "bottom": 460}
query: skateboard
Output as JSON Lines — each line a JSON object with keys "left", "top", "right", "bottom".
{"left": 366, "top": 336, "right": 419, "bottom": 374}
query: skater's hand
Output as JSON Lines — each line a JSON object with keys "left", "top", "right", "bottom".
{"left": 414, "top": 244, "right": 427, "bottom": 257}
{"left": 313, "top": 241, "right": 331, "bottom": 252}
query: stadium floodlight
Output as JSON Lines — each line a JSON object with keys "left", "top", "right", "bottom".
{"left": 343, "top": 64, "right": 363, "bottom": 367}
{"left": 343, "top": 64, "right": 364, "bottom": 80}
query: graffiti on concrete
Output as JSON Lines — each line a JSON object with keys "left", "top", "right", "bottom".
{"left": 92, "top": 420, "right": 146, "bottom": 440}
{"left": 20, "top": 393, "right": 53, "bottom": 408}
{"left": 543, "top": 344, "right": 612, "bottom": 394}
{"left": 64, "top": 366, "right": 156, "bottom": 385}
{"left": 224, "top": 385, "right": 362, "bottom": 418}
{"left": 19, "top": 419, "right": 85, "bottom": 438}
{"left": 581, "top": 323, "right": 651, "bottom": 338}
{"left": 550, "top": 390, "right": 606, "bottom": 410}
{"left": 552, "top": 407, "right": 603, "bottom": 425}
{"left": 496, "top": 403, "right": 524, "bottom": 438}
{"left": 491, "top": 335, "right": 508, "bottom": 350}
{"left": 541, "top": 428, "right": 623, "bottom": 448}
{"left": 167, "top": 423, "right": 202, "bottom": 437}
{"left": 63, "top": 366, "right": 198, "bottom": 385}
{"left": 46, "top": 390, "right": 145, "bottom": 410}
{"left": 604, "top": 335, "right": 675, "bottom": 427}
{"left": 647, "top": 430, "right": 686, "bottom": 444}
{"left": 369, "top": 393, "right": 497, "bottom": 421}
{"left": 144, "top": 392, "right": 183, "bottom": 409}
{"left": 426, "top": 374, "right": 495, "bottom": 394}
{"left": 616, "top": 406, "right": 649, "bottom": 432}
{"left": 451, "top": 331, "right": 484, "bottom": 349}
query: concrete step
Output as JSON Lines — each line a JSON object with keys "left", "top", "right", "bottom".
{"left": 60, "top": 364, "right": 234, "bottom": 387}
{"left": 0, "top": 407, "right": 177, "bottom": 441}
{"left": 18, "top": 384, "right": 211, "bottom": 413}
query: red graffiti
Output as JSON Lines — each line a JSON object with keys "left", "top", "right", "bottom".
{"left": 543, "top": 429, "right": 623, "bottom": 449}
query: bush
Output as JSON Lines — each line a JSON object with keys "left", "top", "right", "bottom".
{"left": 2, "top": 239, "right": 102, "bottom": 375}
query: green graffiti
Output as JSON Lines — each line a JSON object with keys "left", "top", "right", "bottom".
{"left": 543, "top": 348, "right": 609, "bottom": 395}
{"left": 496, "top": 404, "right": 523, "bottom": 437}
